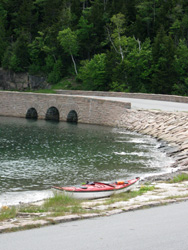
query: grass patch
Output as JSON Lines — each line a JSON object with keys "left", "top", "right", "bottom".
{"left": 19, "top": 193, "right": 84, "bottom": 217}
{"left": 32, "top": 89, "right": 56, "bottom": 94}
{"left": 43, "top": 193, "right": 83, "bottom": 216}
{"left": 43, "top": 192, "right": 81, "bottom": 209}
{"left": 18, "top": 205, "right": 46, "bottom": 214}
{"left": 105, "top": 185, "right": 155, "bottom": 205}
{"left": 168, "top": 173, "right": 188, "bottom": 183}
{"left": 0, "top": 206, "right": 17, "bottom": 221}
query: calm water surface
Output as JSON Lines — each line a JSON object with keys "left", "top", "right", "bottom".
{"left": 0, "top": 117, "right": 173, "bottom": 206}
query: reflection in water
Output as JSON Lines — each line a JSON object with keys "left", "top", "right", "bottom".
{"left": 0, "top": 117, "right": 174, "bottom": 205}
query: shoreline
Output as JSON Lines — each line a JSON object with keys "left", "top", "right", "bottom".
{"left": 0, "top": 134, "right": 176, "bottom": 208}
{"left": 1, "top": 108, "right": 188, "bottom": 233}
{"left": 1, "top": 173, "right": 188, "bottom": 234}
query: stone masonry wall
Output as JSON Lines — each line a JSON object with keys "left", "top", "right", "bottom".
{"left": 0, "top": 91, "right": 130, "bottom": 127}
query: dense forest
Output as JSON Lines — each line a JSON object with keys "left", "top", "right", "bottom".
{"left": 1, "top": 0, "right": 188, "bottom": 95}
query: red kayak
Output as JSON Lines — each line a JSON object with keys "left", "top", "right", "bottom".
{"left": 52, "top": 177, "right": 140, "bottom": 199}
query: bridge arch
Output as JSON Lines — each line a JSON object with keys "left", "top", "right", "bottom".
{"left": 67, "top": 110, "right": 78, "bottom": 123}
{"left": 26, "top": 107, "right": 38, "bottom": 119}
{"left": 45, "top": 106, "right": 59, "bottom": 121}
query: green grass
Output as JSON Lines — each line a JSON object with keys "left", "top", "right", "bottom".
{"left": 168, "top": 173, "right": 188, "bottom": 183}
{"left": 19, "top": 193, "right": 84, "bottom": 217}
{"left": 43, "top": 193, "right": 83, "bottom": 216}
{"left": 0, "top": 206, "right": 17, "bottom": 221}
{"left": 32, "top": 89, "right": 56, "bottom": 94}
{"left": 105, "top": 185, "right": 155, "bottom": 205}
{"left": 44, "top": 192, "right": 79, "bottom": 207}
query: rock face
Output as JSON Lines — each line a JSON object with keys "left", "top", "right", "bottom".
{"left": 0, "top": 68, "right": 49, "bottom": 90}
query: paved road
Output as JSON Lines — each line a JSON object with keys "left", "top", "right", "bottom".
{"left": 82, "top": 95, "right": 188, "bottom": 112}
{"left": 1, "top": 201, "right": 188, "bottom": 250}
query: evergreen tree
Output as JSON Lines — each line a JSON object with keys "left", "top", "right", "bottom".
{"left": 152, "top": 27, "right": 177, "bottom": 94}
{"left": 77, "top": 14, "right": 94, "bottom": 59}
{"left": 173, "top": 39, "right": 188, "bottom": 95}
{"left": 0, "top": 2, "right": 8, "bottom": 65}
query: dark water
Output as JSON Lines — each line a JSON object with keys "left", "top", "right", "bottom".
{"left": 0, "top": 117, "right": 173, "bottom": 206}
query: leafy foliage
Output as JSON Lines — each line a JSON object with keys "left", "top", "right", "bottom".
{"left": 1, "top": 0, "right": 188, "bottom": 94}
{"left": 77, "top": 53, "right": 108, "bottom": 90}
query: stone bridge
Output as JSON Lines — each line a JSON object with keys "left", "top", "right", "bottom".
{"left": 0, "top": 91, "right": 131, "bottom": 126}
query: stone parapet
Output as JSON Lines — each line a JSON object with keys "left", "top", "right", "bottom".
{"left": 56, "top": 90, "right": 188, "bottom": 103}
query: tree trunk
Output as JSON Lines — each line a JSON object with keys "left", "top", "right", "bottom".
{"left": 70, "top": 53, "right": 78, "bottom": 75}
{"left": 118, "top": 32, "right": 124, "bottom": 61}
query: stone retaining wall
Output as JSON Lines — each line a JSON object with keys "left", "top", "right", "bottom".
{"left": 56, "top": 90, "right": 188, "bottom": 103}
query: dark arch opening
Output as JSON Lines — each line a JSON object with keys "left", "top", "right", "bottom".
{"left": 67, "top": 110, "right": 78, "bottom": 123}
{"left": 45, "top": 106, "right": 59, "bottom": 121}
{"left": 26, "top": 108, "right": 38, "bottom": 120}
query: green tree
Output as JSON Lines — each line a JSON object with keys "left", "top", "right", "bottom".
{"left": 13, "top": 0, "right": 36, "bottom": 38}
{"left": 84, "top": 0, "right": 107, "bottom": 54}
{"left": 58, "top": 28, "right": 79, "bottom": 75}
{"left": 2, "top": 33, "right": 30, "bottom": 72}
{"left": 126, "top": 38, "right": 153, "bottom": 92}
{"left": 28, "top": 31, "right": 49, "bottom": 74}
{"left": 77, "top": 15, "right": 94, "bottom": 59}
{"left": 136, "top": 0, "right": 158, "bottom": 37}
{"left": 77, "top": 53, "right": 108, "bottom": 90}
{"left": 109, "top": 13, "right": 127, "bottom": 61}
{"left": 173, "top": 39, "right": 188, "bottom": 95}
{"left": 47, "top": 58, "right": 63, "bottom": 84}
{"left": 2, "top": 46, "right": 12, "bottom": 70}
{"left": 0, "top": 3, "right": 7, "bottom": 65}
{"left": 152, "top": 27, "right": 177, "bottom": 94}
{"left": 108, "top": 37, "right": 152, "bottom": 93}
{"left": 34, "top": 0, "right": 64, "bottom": 29}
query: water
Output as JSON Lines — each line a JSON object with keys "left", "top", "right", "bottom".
{"left": 0, "top": 117, "right": 174, "bottom": 206}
